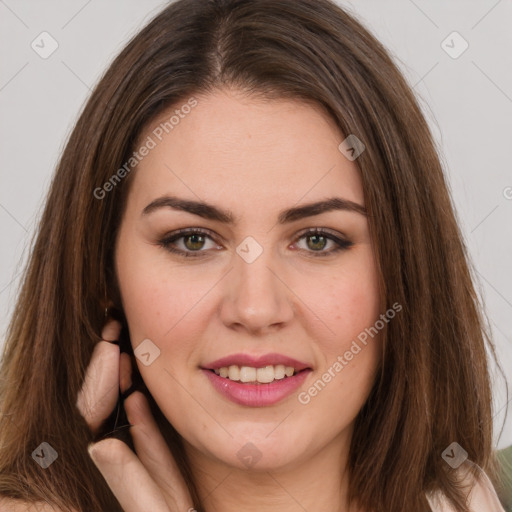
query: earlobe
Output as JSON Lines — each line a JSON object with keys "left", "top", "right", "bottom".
{"left": 103, "top": 292, "right": 125, "bottom": 323}
{"left": 102, "top": 285, "right": 117, "bottom": 319}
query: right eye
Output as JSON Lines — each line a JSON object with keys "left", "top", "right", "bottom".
{"left": 158, "top": 228, "right": 223, "bottom": 257}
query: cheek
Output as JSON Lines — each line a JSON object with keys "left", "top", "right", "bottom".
{"left": 116, "top": 243, "right": 220, "bottom": 345}
{"left": 332, "top": 279, "right": 379, "bottom": 342}
{"left": 294, "top": 249, "right": 382, "bottom": 407}
{"left": 296, "top": 249, "right": 381, "bottom": 356}
{"left": 295, "top": 293, "right": 381, "bottom": 441}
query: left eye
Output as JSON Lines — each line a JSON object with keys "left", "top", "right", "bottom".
{"left": 292, "top": 229, "right": 353, "bottom": 256}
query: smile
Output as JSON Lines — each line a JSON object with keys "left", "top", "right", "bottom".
{"left": 212, "top": 364, "right": 297, "bottom": 384}
{"left": 201, "top": 353, "right": 313, "bottom": 406}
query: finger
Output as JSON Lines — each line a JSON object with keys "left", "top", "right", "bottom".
{"left": 88, "top": 438, "right": 170, "bottom": 512}
{"left": 76, "top": 320, "right": 122, "bottom": 433}
{"left": 101, "top": 318, "right": 122, "bottom": 343}
{"left": 120, "top": 352, "right": 132, "bottom": 394}
{"left": 124, "top": 391, "right": 193, "bottom": 511}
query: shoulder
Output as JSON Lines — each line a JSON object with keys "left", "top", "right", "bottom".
{"left": 426, "top": 464, "right": 505, "bottom": 512}
{"left": 465, "top": 467, "right": 506, "bottom": 511}
{"left": 0, "top": 496, "right": 78, "bottom": 512}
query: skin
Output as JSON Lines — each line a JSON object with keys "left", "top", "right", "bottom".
{"left": 85, "top": 87, "right": 383, "bottom": 512}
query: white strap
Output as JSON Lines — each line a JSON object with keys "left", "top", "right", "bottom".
{"left": 426, "top": 463, "right": 505, "bottom": 512}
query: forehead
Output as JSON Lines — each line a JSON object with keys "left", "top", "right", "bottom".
{"left": 127, "top": 88, "right": 364, "bottom": 213}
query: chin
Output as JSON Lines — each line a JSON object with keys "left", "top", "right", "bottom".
{"left": 189, "top": 425, "right": 315, "bottom": 472}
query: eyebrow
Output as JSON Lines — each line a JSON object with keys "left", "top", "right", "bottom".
{"left": 141, "top": 195, "right": 367, "bottom": 224}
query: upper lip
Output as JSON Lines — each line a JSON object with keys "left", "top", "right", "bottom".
{"left": 202, "top": 353, "right": 312, "bottom": 372}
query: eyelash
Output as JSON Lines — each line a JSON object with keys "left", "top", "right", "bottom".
{"left": 158, "top": 227, "right": 353, "bottom": 258}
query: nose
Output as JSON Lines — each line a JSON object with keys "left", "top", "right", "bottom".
{"left": 219, "top": 244, "right": 294, "bottom": 335}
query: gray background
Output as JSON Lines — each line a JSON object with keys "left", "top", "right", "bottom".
{"left": 1, "top": 0, "right": 511, "bottom": 448}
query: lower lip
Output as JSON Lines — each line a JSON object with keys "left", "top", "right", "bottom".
{"left": 201, "top": 369, "right": 312, "bottom": 407}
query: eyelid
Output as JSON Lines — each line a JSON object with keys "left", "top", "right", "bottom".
{"left": 293, "top": 226, "right": 349, "bottom": 241}
{"left": 161, "top": 226, "right": 218, "bottom": 240}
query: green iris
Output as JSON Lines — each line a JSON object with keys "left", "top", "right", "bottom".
{"left": 184, "top": 234, "right": 206, "bottom": 251}
{"left": 306, "top": 234, "right": 327, "bottom": 251}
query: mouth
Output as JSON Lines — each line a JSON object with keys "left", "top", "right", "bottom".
{"left": 200, "top": 353, "right": 313, "bottom": 407}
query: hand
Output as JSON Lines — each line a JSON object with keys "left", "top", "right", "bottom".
{"left": 76, "top": 319, "right": 195, "bottom": 512}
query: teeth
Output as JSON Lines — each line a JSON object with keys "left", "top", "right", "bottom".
{"left": 228, "top": 365, "right": 240, "bottom": 381}
{"left": 212, "top": 364, "right": 298, "bottom": 383}
{"left": 256, "top": 366, "right": 274, "bottom": 383}
{"left": 239, "top": 366, "right": 256, "bottom": 383}
{"left": 274, "top": 364, "right": 285, "bottom": 379}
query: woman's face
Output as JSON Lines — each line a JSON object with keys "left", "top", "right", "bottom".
{"left": 115, "top": 87, "right": 381, "bottom": 471}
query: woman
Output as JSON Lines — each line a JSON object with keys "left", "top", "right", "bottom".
{"left": 0, "top": 0, "right": 507, "bottom": 510}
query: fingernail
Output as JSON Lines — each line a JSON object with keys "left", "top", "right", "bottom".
{"left": 87, "top": 443, "right": 97, "bottom": 460}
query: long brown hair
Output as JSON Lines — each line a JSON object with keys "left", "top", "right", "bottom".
{"left": 0, "top": 0, "right": 505, "bottom": 510}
